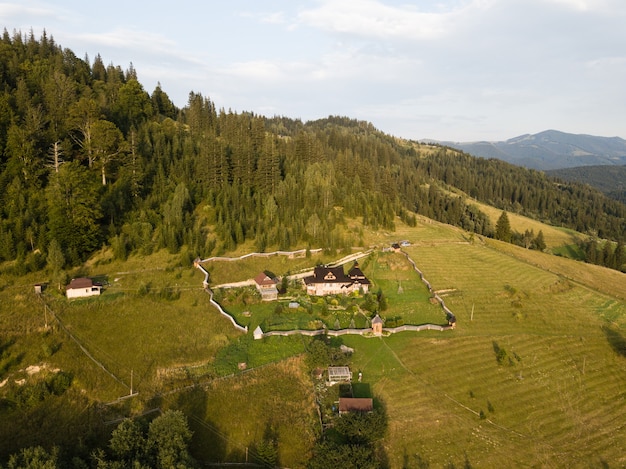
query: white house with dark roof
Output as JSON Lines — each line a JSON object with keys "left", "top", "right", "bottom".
{"left": 66, "top": 277, "right": 102, "bottom": 299}
{"left": 303, "top": 262, "right": 370, "bottom": 296}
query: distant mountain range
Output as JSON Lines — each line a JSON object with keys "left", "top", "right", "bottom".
{"left": 436, "top": 130, "right": 626, "bottom": 171}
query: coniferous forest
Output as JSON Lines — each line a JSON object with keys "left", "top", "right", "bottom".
{"left": 1, "top": 30, "right": 625, "bottom": 277}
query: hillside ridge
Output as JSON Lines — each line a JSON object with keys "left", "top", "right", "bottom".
{"left": 437, "top": 129, "right": 626, "bottom": 170}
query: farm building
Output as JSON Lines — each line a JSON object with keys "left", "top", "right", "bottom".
{"left": 66, "top": 277, "right": 102, "bottom": 299}
{"left": 303, "top": 262, "right": 370, "bottom": 296}
{"left": 371, "top": 314, "right": 384, "bottom": 335}
{"left": 327, "top": 366, "right": 352, "bottom": 385}
{"left": 254, "top": 272, "right": 279, "bottom": 301}
{"left": 339, "top": 397, "right": 374, "bottom": 414}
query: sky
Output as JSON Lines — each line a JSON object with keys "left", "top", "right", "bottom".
{"left": 2, "top": 0, "right": 626, "bottom": 142}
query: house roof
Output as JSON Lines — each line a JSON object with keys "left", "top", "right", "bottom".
{"left": 254, "top": 272, "right": 277, "bottom": 286}
{"left": 304, "top": 266, "right": 352, "bottom": 285}
{"left": 339, "top": 397, "right": 373, "bottom": 413}
{"left": 67, "top": 277, "right": 95, "bottom": 289}
{"left": 371, "top": 314, "right": 383, "bottom": 325}
{"left": 348, "top": 264, "right": 370, "bottom": 284}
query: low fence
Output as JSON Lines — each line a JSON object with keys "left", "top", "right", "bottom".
{"left": 261, "top": 328, "right": 369, "bottom": 339}
{"left": 196, "top": 248, "right": 455, "bottom": 339}
{"left": 401, "top": 250, "right": 457, "bottom": 324}
{"left": 200, "top": 248, "right": 323, "bottom": 263}
{"left": 258, "top": 323, "right": 451, "bottom": 339}
{"left": 384, "top": 323, "right": 452, "bottom": 333}
{"left": 196, "top": 263, "right": 248, "bottom": 333}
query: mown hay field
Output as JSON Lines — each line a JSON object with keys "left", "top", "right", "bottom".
{"left": 342, "top": 217, "right": 626, "bottom": 468}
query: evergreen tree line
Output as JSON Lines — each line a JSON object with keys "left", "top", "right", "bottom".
{"left": 1, "top": 31, "right": 624, "bottom": 275}
{"left": 578, "top": 238, "right": 625, "bottom": 271}
{"left": 417, "top": 147, "right": 626, "bottom": 240}
{"left": 2, "top": 410, "right": 195, "bottom": 469}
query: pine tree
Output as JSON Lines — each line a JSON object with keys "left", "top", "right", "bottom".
{"left": 533, "top": 230, "right": 546, "bottom": 251}
{"left": 495, "top": 211, "right": 512, "bottom": 242}
{"left": 47, "top": 239, "right": 65, "bottom": 290}
{"left": 615, "top": 240, "right": 625, "bottom": 272}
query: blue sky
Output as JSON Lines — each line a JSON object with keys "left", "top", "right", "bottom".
{"left": 2, "top": 0, "right": 626, "bottom": 141}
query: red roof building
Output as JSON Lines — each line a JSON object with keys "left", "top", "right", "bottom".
{"left": 339, "top": 397, "right": 374, "bottom": 414}
{"left": 254, "top": 272, "right": 279, "bottom": 301}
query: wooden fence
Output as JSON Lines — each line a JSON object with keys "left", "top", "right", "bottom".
{"left": 195, "top": 248, "right": 455, "bottom": 339}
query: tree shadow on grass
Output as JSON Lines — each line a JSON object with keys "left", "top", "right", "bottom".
{"left": 603, "top": 325, "right": 626, "bottom": 358}
{"left": 175, "top": 387, "right": 229, "bottom": 464}
{"left": 352, "top": 382, "right": 372, "bottom": 398}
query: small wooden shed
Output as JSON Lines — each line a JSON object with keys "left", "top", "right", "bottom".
{"left": 339, "top": 397, "right": 374, "bottom": 414}
{"left": 371, "top": 314, "right": 383, "bottom": 335}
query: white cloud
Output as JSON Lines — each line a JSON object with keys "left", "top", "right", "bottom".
{"left": 73, "top": 28, "right": 176, "bottom": 55}
{"left": 0, "top": 2, "right": 53, "bottom": 18}
{"left": 5, "top": 0, "right": 626, "bottom": 141}
{"left": 259, "top": 11, "right": 287, "bottom": 24}
{"left": 297, "top": 0, "right": 451, "bottom": 40}
{"left": 541, "top": 0, "right": 607, "bottom": 11}
{"left": 223, "top": 59, "right": 311, "bottom": 82}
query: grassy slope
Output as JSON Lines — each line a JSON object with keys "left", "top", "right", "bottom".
{"left": 1, "top": 215, "right": 625, "bottom": 467}
{"left": 344, "top": 217, "right": 626, "bottom": 468}
{"left": 468, "top": 198, "right": 585, "bottom": 251}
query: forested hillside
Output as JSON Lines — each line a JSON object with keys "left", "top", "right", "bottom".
{"left": 1, "top": 30, "right": 625, "bottom": 274}
{"left": 547, "top": 165, "right": 626, "bottom": 204}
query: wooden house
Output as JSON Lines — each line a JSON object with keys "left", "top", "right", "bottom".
{"left": 303, "top": 262, "right": 370, "bottom": 296}
{"left": 254, "top": 272, "right": 279, "bottom": 301}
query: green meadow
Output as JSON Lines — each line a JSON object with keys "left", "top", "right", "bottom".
{"left": 1, "top": 215, "right": 625, "bottom": 467}
{"left": 344, "top": 220, "right": 626, "bottom": 468}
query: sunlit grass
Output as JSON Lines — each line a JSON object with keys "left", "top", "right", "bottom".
{"left": 1, "top": 214, "right": 625, "bottom": 467}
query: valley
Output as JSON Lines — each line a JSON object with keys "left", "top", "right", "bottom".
{"left": 2, "top": 214, "right": 625, "bottom": 467}
{"left": 0, "top": 31, "right": 625, "bottom": 468}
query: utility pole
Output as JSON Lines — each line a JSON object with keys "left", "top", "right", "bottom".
{"left": 470, "top": 303, "right": 474, "bottom": 322}
{"left": 130, "top": 369, "right": 133, "bottom": 396}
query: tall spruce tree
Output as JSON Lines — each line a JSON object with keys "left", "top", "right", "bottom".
{"left": 495, "top": 211, "right": 512, "bottom": 242}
